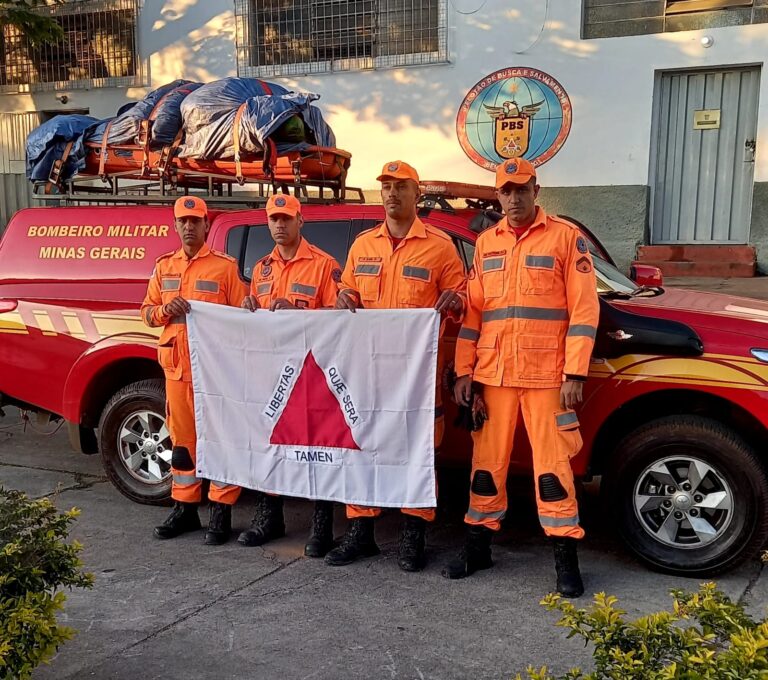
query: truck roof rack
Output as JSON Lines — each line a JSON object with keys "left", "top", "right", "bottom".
{"left": 418, "top": 180, "right": 501, "bottom": 212}
{"left": 32, "top": 173, "right": 365, "bottom": 208}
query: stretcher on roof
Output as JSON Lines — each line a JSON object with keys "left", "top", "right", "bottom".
{"left": 79, "top": 142, "right": 350, "bottom": 184}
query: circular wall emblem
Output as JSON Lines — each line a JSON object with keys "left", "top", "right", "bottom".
{"left": 275, "top": 196, "right": 286, "bottom": 207}
{"left": 184, "top": 199, "right": 195, "bottom": 209}
{"left": 456, "top": 67, "right": 572, "bottom": 171}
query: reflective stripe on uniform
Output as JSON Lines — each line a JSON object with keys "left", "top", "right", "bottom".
{"left": 467, "top": 507, "right": 505, "bottom": 521}
{"left": 162, "top": 278, "right": 180, "bottom": 291}
{"left": 195, "top": 280, "right": 220, "bottom": 293}
{"left": 458, "top": 327, "right": 480, "bottom": 341}
{"left": 539, "top": 514, "right": 579, "bottom": 527}
{"left": 291, "top": 283, "right": 317, "bottom": 296}
{"left": 402, "top": 265, "right": 430, "bottom": 281}
{"left": 257, "top": 283, "right": 271, "bottom": 295}
{"left": 482, "top": 257, "right": 504, "bottom": 272}
{"left": 170, "top": 315, "right": 187, "bottom": 325}
{"left": 482, "top": 306, "right": 569, "bottom": 322}
{"left": 355, "top": 264, "right": 381, "bottom": 275}
{"left": 143, "top": 306, "right": 155, "bottom": 325}
{"left": 567, "top": 324, "right": 597, "bottom": 339}
{"left": 556, "top": 411, "right": 579, "bottom": 428}
{"left": 173, "top": 473, "right": 198, "bottom": 486}
{"left": 525, "top": 255, "right": 555, "bottom": 269}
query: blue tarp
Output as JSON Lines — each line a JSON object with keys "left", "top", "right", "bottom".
{"left": 86, "top": 79, "right": 199, "bottom": 147}
{"left": 25, "top": 114, "right": 99, "bottom": 181}
{"left": 179, "top": 78, "right": 335, "bottom": 159}
{"left": 26, "top": 77, "right": 338, "bottom": 182}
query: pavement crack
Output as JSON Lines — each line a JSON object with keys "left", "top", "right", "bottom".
{"left": 737, "top": 559, "right": 765, "bottom": 606}
{"left": 34, "top": 476, "right": 109, "bottom": 499}
{"left": 0, "top": 460, "right": 106, "bottom": 479}
{"left": 119, "top": 556, "right": 303, "bottom": 655}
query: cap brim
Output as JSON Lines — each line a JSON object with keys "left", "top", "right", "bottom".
{"left": 377, "top": 173, "right": 418, "bottom": 182}
{"left": 266, "top": 208, "right": 300, "bottom": 217}
{"left": 495, "top": 174, "right": 536, "bottom": 189}
{"left": 174, "top": 209, "right": 206, "bottom": 218}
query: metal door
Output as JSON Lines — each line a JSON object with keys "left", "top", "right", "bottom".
{"left": 0, "top": 111, "right": 41, "bottom": 234}
{"left": 651, "top": 67, "right": 759, "bottom": 244}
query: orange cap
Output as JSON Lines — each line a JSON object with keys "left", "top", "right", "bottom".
{"left": 266, "top": 193, "right": 301, "bottom": 217}
{"left": 174, "top": 195, "right": 207, "bottom": 219}
{"left": 376, "top": 160, "right": 420, "bottom": 183}
{"left": 495, "top": 158, "right": 537, "bottom": 188}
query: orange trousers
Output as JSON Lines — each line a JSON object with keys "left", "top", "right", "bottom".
{"left": 346, "top": 408, "right": 445, "bottom": 522}
{"left": 465, "top": 385, "right": 584, "bottom": 539}
{"left": 165, "top": 379, "right": 241, "bottom": 505}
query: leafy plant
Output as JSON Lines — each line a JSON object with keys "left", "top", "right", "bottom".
{"left": 516, "top": 583, "right": 768, "bottom": 680}
{"left": 0, "top": 488, "right": 93, "bottom": 680}
{"left": 0, "top": 1, "right": 63, "bottom": 46}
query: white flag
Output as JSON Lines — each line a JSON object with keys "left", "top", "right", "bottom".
{"left": 186, "top": 301, "right": 439, "bottom": 508}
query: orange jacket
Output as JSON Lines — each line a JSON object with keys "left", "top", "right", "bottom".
{"left": 250, "top": 237, "right": 341, "bottom": 309}
{"left": 141, "top": 243, "right": 247, "bottom": 381}
{"left": 340, "top": 218, "right": 466, "bottom": 315}
{"left": 455, "top": 208, "right": 599, "bottom": 388}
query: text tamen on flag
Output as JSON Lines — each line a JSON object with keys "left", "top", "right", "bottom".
{"left": 186, "top": 302, "right": 439, "bottom": 508}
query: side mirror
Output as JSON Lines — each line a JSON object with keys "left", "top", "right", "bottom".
{"left": 630, "top": 263, "right": 663, "bottom": 287}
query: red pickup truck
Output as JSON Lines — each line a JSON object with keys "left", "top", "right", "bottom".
{"left": 1, "top": 187, "right": 767, "bottom": 577}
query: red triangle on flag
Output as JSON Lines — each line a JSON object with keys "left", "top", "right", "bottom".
{"left": 269, "top": 351, "right": 361, "bottom": 450}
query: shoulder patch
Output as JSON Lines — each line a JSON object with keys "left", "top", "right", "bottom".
{"left": 575, "top": 256, "right": 592, "bottom": 274}
{"left": 576, "top": 237, "right": 589, "bottom": 254}
{"left": 331, "top": 267, "right": 342, "bottom": 283}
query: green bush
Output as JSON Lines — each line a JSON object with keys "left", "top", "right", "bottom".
{"left": 517, "top": 583, "right": 768, "bottom": 680}
{"left": 0, "top": 488, "right": 93, "bottom": 680}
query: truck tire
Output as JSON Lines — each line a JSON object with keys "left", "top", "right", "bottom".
{"left": 98, "top": 379, "right": 172, "bottom": 505}
{"left": 603, "top": 415, "right": 768, "bottom": 576}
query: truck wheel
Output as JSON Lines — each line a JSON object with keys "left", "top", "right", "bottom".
{"left": 603, "top": 415, "right": 768, "bottom": 576}
{"left": 98, "top": 379, "right": 172, "bottom": 505}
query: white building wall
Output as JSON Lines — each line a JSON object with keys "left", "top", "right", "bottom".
{"left": 0, "top": 0, "right": 765, "bottom": 190}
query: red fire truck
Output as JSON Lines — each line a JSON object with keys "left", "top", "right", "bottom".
{"left": 1, "top": 177, "right": 767, "bottom": 577}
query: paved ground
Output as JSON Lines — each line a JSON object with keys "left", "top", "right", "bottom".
{"left": 666, "top": 275, "right": 768, "bottom": 299}
{"left": 0, "top": 407, "right": 764, "bottom": 680}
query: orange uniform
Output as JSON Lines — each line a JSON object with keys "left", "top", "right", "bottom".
{"left": 340, "top": 217, "right": 466, "bottom": 521}
{"left": 251, "top": 237, "right": 341, "bottom": 309}
{"left": 141, "top": 243, "right": 247, "bottom": 505}
{"left": 455, "top": 207, "right": 599, "bottom": 538}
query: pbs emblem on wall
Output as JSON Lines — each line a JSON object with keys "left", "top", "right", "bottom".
{"left": 456, "top": 67, "right": 572, "bottom": 171}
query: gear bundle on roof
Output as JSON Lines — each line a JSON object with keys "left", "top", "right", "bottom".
{"left": 25, "top": 77, "right": 349, "bottom": 195}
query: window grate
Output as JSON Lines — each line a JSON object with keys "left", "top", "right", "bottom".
{"left": 0, "top": 0, "right": 142, "bottom": 93}
{"left": 235, "top": 0, "right": 448, "bottom": 78}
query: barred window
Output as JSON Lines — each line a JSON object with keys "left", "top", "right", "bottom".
{"left": 235, "top": 0, "right": 448, "bottom": 77}
{"left": 0, "top": 0, "right": 141, "bottom": 93}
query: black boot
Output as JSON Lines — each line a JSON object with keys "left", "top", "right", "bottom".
{"left": 397, "top": 516, "right": 427, "bottom": 572}
{"left": 553, "top": 537, "right": 584, "bottom": 598}
{"left": 153, "top": 501, "right": 201, "bottom": 540}
{"left": 324, "top": 518, "right": 380, "bottom": 566}
{"left": 304, "top": 501, "right": 334, "bottom": 558}
{"left": 237, "top": 492, "right": 285, "bottom": 547}
{"left": 441, "top": 525, "right": 494, "bottom": 579}
{"left": 204, "top": 502, "right": 232, "bottom": 545}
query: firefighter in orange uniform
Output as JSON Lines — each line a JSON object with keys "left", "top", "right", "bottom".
{"left": 327, "top": 160, "right": 466, "bottom": 572}
{"left": 237, "top": 193, "right": 342, "bottom": 558}
{"left": 442, "top": 158, "right": 599, "bottom": 597}
{"left": 141, "top": 196, "right": 247, "bottom": 545}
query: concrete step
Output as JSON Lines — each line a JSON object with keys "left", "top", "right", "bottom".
{"left": 633, "top": 259, "right": 756, "bottom": 278}
{"left": 637, "top": 244, "right": 756, "bottom": 264}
